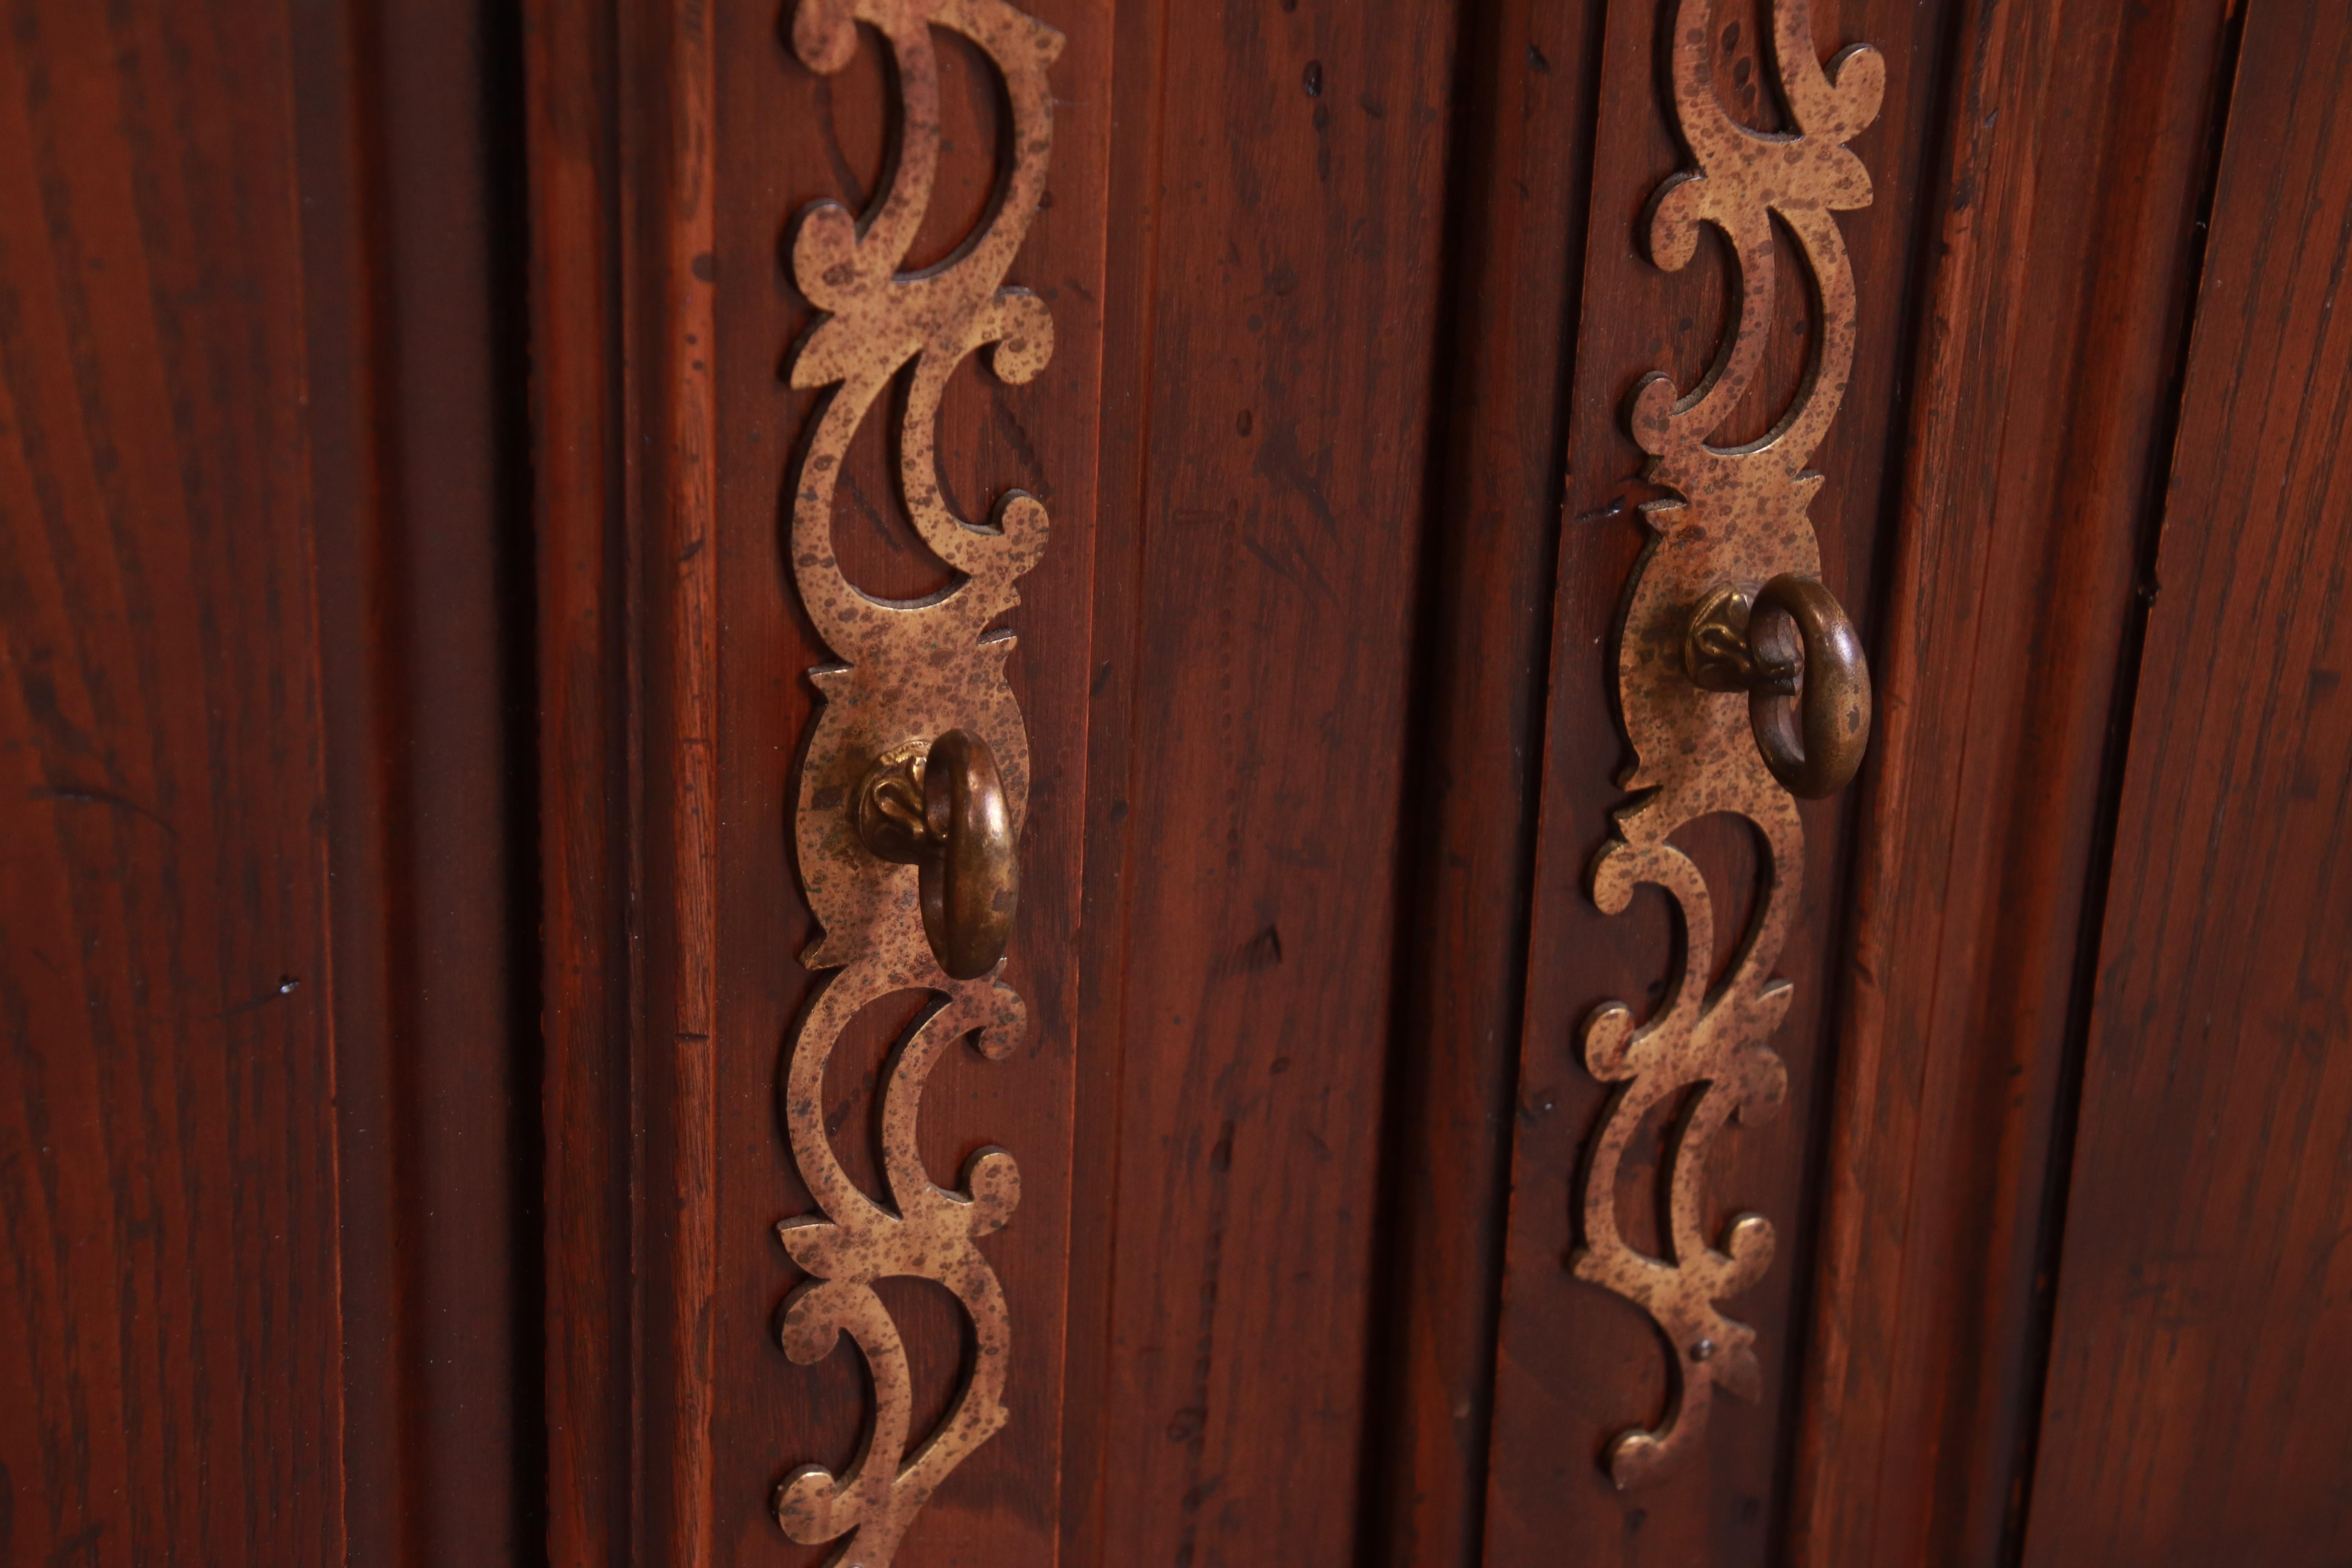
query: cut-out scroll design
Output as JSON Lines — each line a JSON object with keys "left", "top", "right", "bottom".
{"left": 1572, "top": 0, "right": 1881, "bottom": 1489}
{"left": 773, "top": 1, "right": 1062, "bottom": 1562}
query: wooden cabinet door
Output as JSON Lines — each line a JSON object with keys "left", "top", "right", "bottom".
{"left": 6, "top": 0, "right": 2351, "bottom": 1564}
{"left": 526, "top": 2, "right": 1461, "bottom": 1561}
{"left": 512, "top": 0, "right": 2352, "bottom": 1561}
{"left": 1444, "top": 2, "right": 2351, "bottom": 1565}
{"left": 1449, "top": 2, "right": 2244, "bottom": 1565}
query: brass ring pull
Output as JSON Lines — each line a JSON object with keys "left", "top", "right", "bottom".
{"left": 851, "top": 729, "right": 1018, "bottom": 980}
{"left": 1683, "top": 573, "right": 1872, "bottom": 799}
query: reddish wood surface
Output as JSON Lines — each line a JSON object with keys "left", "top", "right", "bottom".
{"left": 1786, "top": 2, "right": 2236, "bottom": 1563}
{"left": 0, "top": 4, "right": 344, "bottom": 1562}
{"left": 526, "top": 0, "right": 1114, "bottom": 1557}
{"left": 307, "top": 4, "right": 542, "bottom": 1563}
{"left": 2021, "top": 2, "right": 2352, "bottom": 1557}
{"left": 523, "top": 0, "right": 633, "bottom": 1564}
{"left": 29, "top": 3, "right": 2351, "bottom": 1565}
{"left": 517, "top": 2, "right": 2352, "bottom": 1563}
{"left": 1063, "top": 2, "right": 1465, "bottom": 1562}
{"left": 643, "top": 3, "right": 719, "bottom": 1561}
{"left": 1366, "top": 1, "right": 1609, "bottom": 1562}
{"left": 1479, "top": 2, "right": 1951, "bottom": 1560}
{"left": 515, "top": 1, "right": 731, "bottom": 1562}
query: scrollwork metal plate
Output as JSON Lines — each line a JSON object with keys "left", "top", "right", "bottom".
{"left": 773, "top": 1, "right": 1063, "bottom": 1561}
{"left": 1572, "top": 0, "right": 1882, "bottom": 1489}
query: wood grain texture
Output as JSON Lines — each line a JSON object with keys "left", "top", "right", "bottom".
{"left": 1064, "top": 1, "right": 1462, "bottom": 1562}
{"left": 1482, "top": 0, "right": 1950, "bottom": 1559}
{"left": 1786, "top": 1, "right": 2236, "bottom": 1562}
{"left": 522, "top": 0, "right": 632, "bottom": 1564}
{"left": 1365, "top": 0, "right": 1608, "bottom": 1560}
{"left": 2022, "top": 2, "right": 2352, "bottom": 1558}
{"left": 0, "top": 3, "right": 343, "bottom": 1563}
{"left": 524, "top": 0, "right": 717, "bottom": 1560}
{"left": 651, "top": 0, "right": 717, "bottom": 1559}
{"left": 601, "top": 0, "right": 722, "bottom": 1562}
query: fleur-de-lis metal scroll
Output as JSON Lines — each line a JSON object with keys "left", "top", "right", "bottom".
{"left": 1573, "top": 0, "right": 1880, "bottom": 1488}
{"left": 774, "top": 0, "right": 1063, "bottom": 1561}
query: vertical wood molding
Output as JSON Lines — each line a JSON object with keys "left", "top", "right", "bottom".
{"left": 526, "top": 0, "right": 630, "bottom": 1562}
{"left": 655, "top": 2, "right": 719, "bottom": 1561}
{"left": 326, "top": 2, "right": 541, "bottom": 1557}
{"left": 527, "top": 0, "right": 717, "bottom": 1560}
{"left": 629, "top": 0, "right": 721, "bottom": 1559}
{"left": 1368, "top": 0, "right": 1608, "bottom": 1559}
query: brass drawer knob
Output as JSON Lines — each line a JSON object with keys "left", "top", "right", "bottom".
{"left": 1683, "top": 573, "right": 1873, "bottom": 799}
{"left": 853, "top": 728, "right": 1019, "bottom": 979}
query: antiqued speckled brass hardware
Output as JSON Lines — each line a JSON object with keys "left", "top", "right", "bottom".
{"left": 773, "top": 0, "right": 1062, "bottom": 1562}
{"left": 1573, "top": 0, "right": 1881, "bottom": 1489}
{"left": 853, "top": 730, "right": 1020, "bottom": 981}
{"left": 1681, "top": 575, "right": 1872, "bottom": 798}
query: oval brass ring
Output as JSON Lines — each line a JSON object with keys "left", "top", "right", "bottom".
{"left": 1683, "top": 573, "right": 1872, "bottom": 799}
{"left": 851, "top": 728, "right": 1018, "bottom": 980}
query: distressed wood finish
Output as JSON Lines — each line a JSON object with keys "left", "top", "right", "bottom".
{"left": 0, "top": 5, "right": 344, "bottom": 1562}
{"left": 0, "top": 4, "right": 544, "bottom": 1564}
{"left": 472, "top": 3, "right": 2352, "bottom": 1563}
{"left": 1063, "top": 1, "right": 1463, "bottom": 1562}
{"left": 1787, "top": 2, "right": 2238, "bottom": 1562}
{"left": 524, "top": 1, "right": 724, "bottom": 1563}
{"left": 2022, "top": 2, "right": 2352, "bottom": 1557}
{"left": 523, "top": 0, "right": 724, "bottom": 1561}
{"left": 522, "top": 0, "right": 633, "bottom": 1563}
{"left": 24, "top": 1, "right": 2341, "bottom": 1562}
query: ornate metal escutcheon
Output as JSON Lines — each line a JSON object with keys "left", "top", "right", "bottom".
{"left": 772, "top": 0, "right": 1063, "bottom": 1561}
{"left": 1573, "top": 0, "right": 1880, "bottom": 1488}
